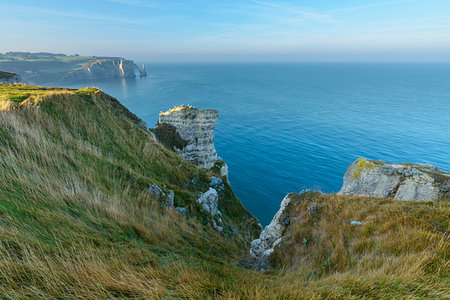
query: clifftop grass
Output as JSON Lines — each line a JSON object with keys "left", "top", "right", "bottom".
{"left": 0, "top": 84, "right": 448, "bottom": 299}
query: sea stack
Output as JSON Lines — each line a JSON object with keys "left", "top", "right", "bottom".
{"left": 153, "top": 105, "right": 219, "bottom": 169}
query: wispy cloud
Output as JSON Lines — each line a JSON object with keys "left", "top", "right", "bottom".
{"left": 330, "top": 0, "right": 416, "bottom": 14}
{"left": 1, "top": 4, "right": 149, "bottom": 25}
{"left": 250, "top": 0, "right": 334, "bottom": 23}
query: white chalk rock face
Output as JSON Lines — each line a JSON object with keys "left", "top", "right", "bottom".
{"left": 339, "top": 158, "right": 448, "bottom": 201}
{"left": 197, "top": 188, "right": 219, "bottom": 216}
{"left": 250, "top": 194, "right": 293, "bottom": 270}
{"left": 157, "top": 106, "right": 219, "bottom": 169}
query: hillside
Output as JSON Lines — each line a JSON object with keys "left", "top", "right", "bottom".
{"left": 0, "top": 84, "right": 448, "bottom": 299}
{"left": 0, "top": 52, "right": 146, "bottom": 84}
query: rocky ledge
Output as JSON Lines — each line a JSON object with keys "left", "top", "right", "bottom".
{"left": 339, "top": 158, "right": 449, "bottom": 201}
{"left": 251, "top": 159, "right": 449, "bottom": 270}
{"left": 153, "top": 105, "right": 220, "bottom": 169}
{"left": 250, "top": 194, "right": 293, "bottom": 270}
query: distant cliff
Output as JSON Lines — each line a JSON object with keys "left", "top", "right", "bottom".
{"left": 0, "top": 70, "right": 21, "bottom": 83}
{"left": 153, "top": 105, "right": 220, "bottom": 169}
{"left": 0, "top": 52, "right": 146, "bottom": 84}
{"left": 61, "top": 58, "right": 146, "bottom": 81}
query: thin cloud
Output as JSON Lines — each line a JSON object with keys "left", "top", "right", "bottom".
{"left": 2, "top": 4, "right": 149, "bottom": 25}
{"left": 331, "top": 0, "right": 416, "bottom": 14}
{"left": 250, "top": 0, "right": 334, "bottom": 23}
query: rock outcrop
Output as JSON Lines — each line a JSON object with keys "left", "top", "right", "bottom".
{"left": 339, "top": 158, "right": 450, "bottom": 201}
{"left": 149, "top": 183, "right": 174, "bottom": 207}
{"left": 154, "top": 106, "right": 219, "bottom": 169}
{"left": 250, "top": 194, "right": 294, "bottom": 270}
{"left": 197, "top": 188, "right": 219, "bottom": 216}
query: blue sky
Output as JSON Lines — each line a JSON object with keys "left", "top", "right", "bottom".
{"left": 1, "top": 0, "right": 450, "bottom": 61}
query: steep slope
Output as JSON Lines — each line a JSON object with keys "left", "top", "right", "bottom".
{"left": 0, "top": 84, "right": 448, "bottom": 299}
{"left": 0, "top": 84, "right": 259, "bottom": 298}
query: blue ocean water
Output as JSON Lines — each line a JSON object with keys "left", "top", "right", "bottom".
{"left": 65, "top": 63, "right": 450, "bottom": 225}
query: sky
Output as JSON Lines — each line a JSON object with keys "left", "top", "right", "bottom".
{"left": 1, "top": 0, "right": 450, "bottom": 62}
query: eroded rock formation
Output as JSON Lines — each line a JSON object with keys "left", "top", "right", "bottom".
{"left": 154, "top": 106, "right": 219, "bottom": 169}
{"left": 339, "top": 158, "right": 449, "bottom": 201}
{"left": 250, "top": 194, "right": 294, "bottom": 270}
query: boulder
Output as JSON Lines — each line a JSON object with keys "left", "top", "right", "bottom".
{"left": 197, "top": 188, "right": 219, "bottom": 216}
{"left": 339, "top": 158, "right": 448, "bottom": 201}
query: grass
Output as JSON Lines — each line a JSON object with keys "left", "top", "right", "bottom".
{"left": 0, "top": 84, "right": 448, "bottom": 299}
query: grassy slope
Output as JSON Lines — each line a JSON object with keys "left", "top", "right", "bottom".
{"left": 0, "top": 84, "right": 448, "bottom": 299}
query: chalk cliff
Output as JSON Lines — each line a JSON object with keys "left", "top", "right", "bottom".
{"left": 339, "top": 158, "right": 449, "bottom": 201}
{"left": 63, "top": 58, "right": 146, "bottom": 81}
{"left": 153, "top": 106, "right": 219, "bottom": 169}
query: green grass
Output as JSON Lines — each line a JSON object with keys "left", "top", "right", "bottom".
{"left": 0, "top": 84, "right": 448, "bottom": 299}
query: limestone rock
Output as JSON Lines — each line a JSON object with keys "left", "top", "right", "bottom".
{"left": 209, "top": 176, "right": 224, "bottom": 191}
{"left": 155, "top": 106, "right": 219, "bottom": 169}
{"left": 148, "top": 183, "right": 174, "bottom": 207}
{"left": 250, "top": 194, "right": 293, "bottom": 270}
{"left": 220, "top": 163, "right": 228, "bottom": 178}
{"left": 62, "top": 58, "right": 140, "bottom": 81}
{"left": 197, "top": 188, "right": 219, "bottom": 216}
{"left": 339, "top": 158, "right": 449, "bottom": 201}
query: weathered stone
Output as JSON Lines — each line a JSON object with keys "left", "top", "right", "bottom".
{"left": 220, "top": 163, "right": 228, "bottom": 178}
{"left": 250, "top": 194, "right": 293, "bottom": 270}
{"left": 149, "top": 184, "right": 174, "bottom": 207}
{"left": 155, "top": 106, "right": 219, "bottom": 169}
{"left": 174, "top": 207, "right": 186, "bottom": 217}
{"left": 149, "top": 184, "right": 163, "bottom": 199}
{"left": 163, "top": 190, "right": 174, "bottom": 208}
{"left": 197, "top": 188, "right": 219, "bottom": 216}
{"left": 339, "top": 158, "right": 447, "bottom": 201}
{"left": 210, "top": 176, "right": 224, "bottom": 191}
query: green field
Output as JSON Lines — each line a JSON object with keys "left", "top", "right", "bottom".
{"left": 0, "top": 52, "right": 96, "bottom": 77}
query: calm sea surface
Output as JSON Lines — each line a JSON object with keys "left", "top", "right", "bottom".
{"left": 65, "top": 63, "right": 450, "bottom": 225}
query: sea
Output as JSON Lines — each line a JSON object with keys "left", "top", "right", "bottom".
{"left": 64, "top": 63, "right": 450, "bottom": 226}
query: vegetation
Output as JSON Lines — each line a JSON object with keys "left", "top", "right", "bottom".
{"left": 0, "top": 84, "right": 448, "bottom": 299}
{"left": 0, "top": 52, "right": 96, "bottom": 75}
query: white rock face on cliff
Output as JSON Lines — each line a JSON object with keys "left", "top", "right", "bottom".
{"left": 339, "top": 158, "right": 449, "bottom": 201}
{"left": 250, "top": 194, "right": 293, "bottom": 270}
{"left": 197, "top": 188, "right": 219, "bottom": 216}
{"left": 157, "top": 106, "right": 219, "bottom": 169}
{"left": 63, "top": 58, "right": 141, "bottom": 81}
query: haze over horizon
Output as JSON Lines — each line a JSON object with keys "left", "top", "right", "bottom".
{"left": 1, "top": 0, "right": 450, "bottom": 62}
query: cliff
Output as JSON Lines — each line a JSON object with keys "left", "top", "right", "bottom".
{"left": 0, "top": 70, "right": 21, "bottom": 83}
{"left": 61, "top": 58, "right": 145, "bottom": 81}
{"left": 339, "top": 158, "right": 449, "bottom": 201}
{"left": 251, "top": 159, "right": 449, "bottom": 271}
{"left": 153, "top": 105, "right": 220, "bottom": 169}
{"left": 0, "top": 52, "right": 146, "bottom": 84}
{"left": 1, "top": 84, "right": 448, "bottom": 298}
